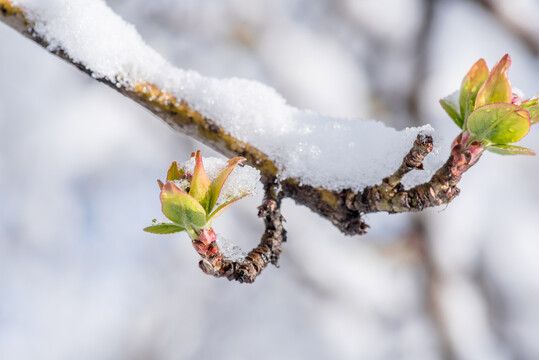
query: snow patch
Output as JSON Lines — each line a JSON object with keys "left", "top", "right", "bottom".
{"left": 13, "top": 0, "right": 443, "bottom": 191}
{"left": 216, "top": 234, "right": 247, "bottom": 262}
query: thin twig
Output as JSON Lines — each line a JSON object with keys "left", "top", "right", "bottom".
{"left": 198, "top": 184, "right": 286, "bottom": 283}
{"left": 347, "top": 133, "right": 478, "bottom": 214}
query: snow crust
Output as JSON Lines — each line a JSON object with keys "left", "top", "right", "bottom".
{"left": 13, "top": 0, "right": 442, "bottom": 191}
{"left": 215, "top": 234, "right": 247, "bottom": 262}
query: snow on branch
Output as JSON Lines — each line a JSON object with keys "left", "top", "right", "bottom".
{"left": 2, "top": 0, "right": 441, "bottom": 190}
{"left": 0, "top": 0, "right": 485, "bottom": 239}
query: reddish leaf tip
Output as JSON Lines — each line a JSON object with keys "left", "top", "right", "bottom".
{"left": 189, "top": 150, "right": 211, "bottom": 209}
{"left": 475, "top": 54, "right": 513, "bottom": 108}
{"left": 228, "top": 157, "right": 246, "bottom": 166}
{"left": 161, "top": 180, "right": 182, "bottom": 194}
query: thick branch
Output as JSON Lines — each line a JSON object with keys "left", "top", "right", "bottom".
{"left": 0, "top": 1, "right": 474, "bottom": 236}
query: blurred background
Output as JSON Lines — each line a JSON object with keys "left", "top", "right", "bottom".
{"left": 1, "top": 0, "right": 539, "bottom": 359}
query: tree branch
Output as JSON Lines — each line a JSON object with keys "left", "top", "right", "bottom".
{"left": 0, "top": 1, "right": 474, "bottom": 236}
{"left": 198, "top": 184, "right": 286, "bottom": 283}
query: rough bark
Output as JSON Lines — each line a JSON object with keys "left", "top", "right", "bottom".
{"left": 198, "top": 185, "right": 286, "bottom": 283}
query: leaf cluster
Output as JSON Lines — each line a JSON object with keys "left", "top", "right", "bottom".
{"left": 144, "top": 151, "right": 248, "bottom": 237}
{"left": 440, "top": 54, "right": 538, "bottom": 155}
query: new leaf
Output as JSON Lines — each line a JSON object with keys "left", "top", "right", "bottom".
{"left": 459, "top": 58, "right": 489, "bottom": 121}
{"left": 166, "top": 161, "right": 183, "bottom": 182}
{"left": 523, "top": 104, "right": 539, "bottom": 124}
{"left": 189, "top": 150, "right": 211, "bottom": 211}
{"left": 475, "top": 54, "right": 512, "bottom": 108}
{"left": 207, "top": 157, "right": 245, "bottom": 213}
{"left": 160, "top": 182, "right": 207, "bottom": 231}
{"left": 144, "top": 223, "right": 185, "bottom": 234}
{"left": 440, "top": 97, "right": 464, "bottom": 129}
{"left": 468, "top": 103, "right": 530, "bottom": 144}
{"left": 487, "top": 144, "right": 536, "bottom": 156}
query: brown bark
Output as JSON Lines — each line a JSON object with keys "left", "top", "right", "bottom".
{"left": 198, "top": 185, "right": 286, "bottom": 283}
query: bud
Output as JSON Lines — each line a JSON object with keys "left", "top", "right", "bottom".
{"left": 198, "top": 228, "right": 216, "bottom": 245}
{"left": 467, "top": 141, "right": 484, "bottom": 166}
{"left": 450, "top": 132, "right": 485, "bottom": 174}
{"left": 192, "top": 240, "right": 208, "bottom": 255}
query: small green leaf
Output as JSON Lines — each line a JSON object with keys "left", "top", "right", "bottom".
{"left": 524, "top": 104, "right": 539, "bottom": 124}
{"left": 521, "top": 98, "right": 539, "bottom": 107}
{"left": 166, "top": 161, "right": 183, "bottom": 182}
{"left": 189, "top": 151, "right": 211, "bottom": 210}
{"left": 143, "top": 223, "right": 185, "bottom": 234}
{"left": 160, "top": 182, "right": 207, "bottom": 230}
{"left": 459, "top": 58, "right": 489, "bottom": 120}
{"left": 468, "top": 103, "right": 530, "bottom": 144}
{"left": 207, "top": 194, "right": 249, "bottom": 224}
{"left": 475, "top": 54, "right": 512, "bottom": 108}
{"left": 440, "top": 97, "right": 464, "bottom": 129}
{"left": 207, "top": 157, "right": 245, "bottom": 213}
{"left": 487, "top": 144, "right": 536, "bottom": 156}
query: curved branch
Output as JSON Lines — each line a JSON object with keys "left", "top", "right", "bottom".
{"left": 0, "top": 1, "right": 473, "bottom": 235}
{"left": 198, "top": 184, "right": 286, "bottom": 283}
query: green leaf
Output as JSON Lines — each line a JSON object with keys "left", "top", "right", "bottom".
{"left": 440, "top": 97, "right": 464, "bottom": 129}
{"left": 207, "top": 157, "right": 245, "bottom": 214}
{"left": 143, "top": 223, "right": 185, "bottom": 234}
{"left": 487, "top": 144, "right": 536, "bottom": 156}
{"left": 468, "top": 103, "right": 530, "bottom": 144}
{"left": 207, "top": 194, "right": 249, "bottom": 224}
{"left": 459, "top": 58, "right": 489, "bottom": 121}
{"left": 160, "top": 182, "right": 207, "bottom": 231}
{"left": 521, "top": 98, "right": 539, "bottom": 108}
{"left": 189, "top": 150, "right": 211, "bottom": 210}
{"left": 166, "top": 161, "right": 183, "bottom": 182}
{"left": 525, "top": 104, "right": 539, "bottom": 124}
{"left": 475, "top": 54, "right": 512, "bottom": 108}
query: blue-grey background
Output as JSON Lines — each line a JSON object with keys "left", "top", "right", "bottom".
{"left": 1, "top": 0, "right": 539, "bottom": 359}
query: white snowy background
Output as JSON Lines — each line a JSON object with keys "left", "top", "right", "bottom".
{"left": 1, "top": 0, "right": 539, "bottom": 359}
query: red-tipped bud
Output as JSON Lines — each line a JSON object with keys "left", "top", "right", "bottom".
{"left": 198, "top": 228, "right": 216, "bottom": 245}
{"left": 450, "top": 132, "right": 485, "bottom": 174}
{"left": 451, "top": 131, "right": 472, "bottom": 151}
